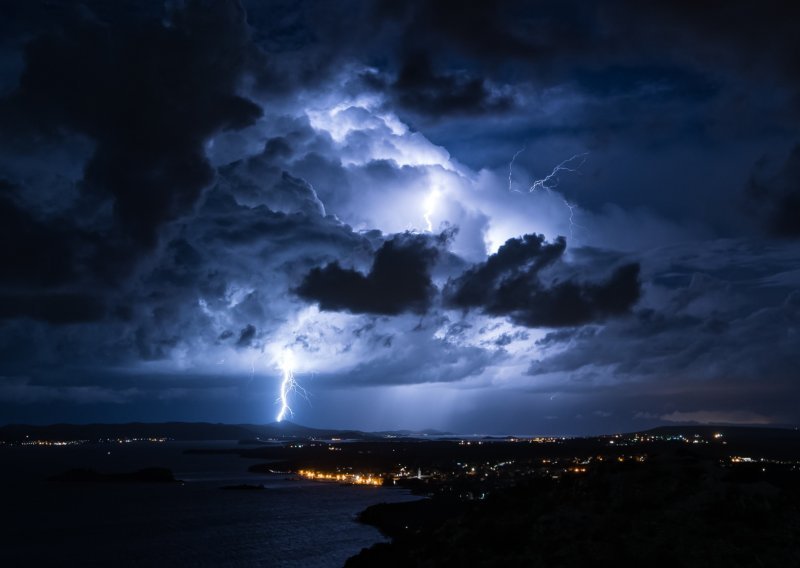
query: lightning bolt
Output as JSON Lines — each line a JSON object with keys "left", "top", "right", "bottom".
{"left": 275, "top": 350, "right": 306, "bottom": 422}
{"left": 527, "top": 153, "right": 588, "bottom": 194}
{"left": 423, "top": 187, "right": 441, "bottom": 232}
{"left": 508, "top": 146, "right": 526, "bottom": 192}
{"left": 515, "top": 152, "right": 589, "bottom": 239}
{"left": 563, "top": 200, "right": 580, "bottom": 239}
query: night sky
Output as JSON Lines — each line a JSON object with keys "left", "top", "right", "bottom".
{"left": 1, "top": 0, "right": 798, "bottom": 434}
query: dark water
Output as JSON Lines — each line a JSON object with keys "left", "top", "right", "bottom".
{"left": 0, "top": 442, "right": 415, "bottom": 567}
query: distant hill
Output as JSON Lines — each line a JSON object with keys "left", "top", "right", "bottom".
{"left": 0, "top": 421, "right": 375, "bottom": 443}
{"left": 641, "top": 424, "right": 800, "bottom": 441}
{"left": 0, "top": 420, "right": 465, "bottom": 443}
{"left": 2, "top": 421, "right": 797, "bottom": 447}
{"left": 372, "top": 428, "right": 455, "bottom": 438}
{"left": 625, "top": 425, "right": 800, "bottom": 460}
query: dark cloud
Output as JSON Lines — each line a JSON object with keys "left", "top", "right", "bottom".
{"left": 370, "top": 1, "right": 548, "bottom": 62}
{"left": 527, "top": 242, "right": 800, "bottom": 393}
{"left": 447, "top": 234, "right": 566, "bottom": 306}
{"left": 371, "top": 0, "right": 800, "bottom": 88}
{"left": 491, "top": 330, "right": 530, "bottom": 347}
{"left": 571, "top": 64, "right": 717, "bottom": 103}
{"left": 235, "top": 324, "right": 257, "bottom": 348}
{"left": 217, "top": 153, "right": 326, "bottom": 216}
{"left": 1, "top": 0, "right": 262, "bottom": 248}
{"left": 0, "top": 0, "right": 269, "bottom": 327}
{"left": 0, "top": 189, "right": 77, "bottom": 288}
{"left": 296, "top": 232, "right": 441, "bottom": 315}
{"left": 746, "top": 144, "right": 800, "bottom": 237}
{"left": 624, "top": 0, "right": 800, "bottom": 93}
{"left": 388, "top": 51, "right": 514, "bottom": 117}
{"left": 445, "top": 234, "right": 640, "bottom": 327}
{"left": 535, "top": 327, "right": 597, "bottom": 347}
{"left": 528, "top": 288, "right": 800, "bottom": 401}
{"left": 0, "top": 293, "right": 105, "bottom": 324}
{"left": 366, "top": 0, "right": 800, "bottom": 186}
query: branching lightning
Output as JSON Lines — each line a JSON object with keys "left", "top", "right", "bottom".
{"left": 275, "top": 350, "right": 306, "bottom": 422}
{"left": 562, "top": 199, "right": 580, "bottom": 239}
{"left": 526, "top": 153, "right": 588, "bottom": 194}
{"left": 510, "top": 150, "right": 589, "bottom": 239}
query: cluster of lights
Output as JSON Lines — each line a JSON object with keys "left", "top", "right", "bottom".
{"left": 612, "top": 432, "right": 727, "bottom": 446}
{"left": 14, "top": 437, "right": 169, "bottom": 446}
{"left": 468, "top": 436, "right": 563, "bottom": 444}
{"left": 104, "top": 437, "right": 169, "bottom": 444}
{"left": 297, "top": 469, "right": 383, "bottom": 486}
{"left": 19, "top": 440, "right": 86, "bottom": 447}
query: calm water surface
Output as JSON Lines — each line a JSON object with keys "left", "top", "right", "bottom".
{"left": 0, "top": 442, "right": 415, "bottom": 567}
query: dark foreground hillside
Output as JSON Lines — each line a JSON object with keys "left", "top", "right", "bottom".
{"left": 347, "top": 450, "right": 800, "bottom": 567}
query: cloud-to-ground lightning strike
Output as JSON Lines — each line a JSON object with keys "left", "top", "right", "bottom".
{"left": 276, "top": 350, "right": 304, "bottom": 422}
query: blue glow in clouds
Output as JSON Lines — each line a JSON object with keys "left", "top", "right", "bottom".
{"left": 423, "top": 187, "right": 441, "bottom": 232}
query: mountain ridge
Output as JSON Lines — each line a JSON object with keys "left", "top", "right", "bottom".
{"left": 1, "top": 421, "right": 796, "bottom": 443}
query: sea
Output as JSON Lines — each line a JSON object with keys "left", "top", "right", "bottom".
{"left": 0, "top": 441, "right": 417, "bottom": 567}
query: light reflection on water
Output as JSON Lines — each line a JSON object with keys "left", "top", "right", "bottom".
{"left": 0, "top": 442, "right": 415, "bottom": 567}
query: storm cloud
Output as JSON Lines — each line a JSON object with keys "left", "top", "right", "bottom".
{"left": 388, "top": 51, "right": 515, "bottom": 117}
{"left": 445, "top": 234, "right": 641, "bottom": 327}
{"left": 746, "top": 144, "right": 800, "bottom": 237}
{"left": 296, "top": 232, "right": 441, "bottom": 315}
{"left": 0, "top": 0, "right": 798, "bottom": 433}
{"left": 1, "top": 0, "right": 261, "bottom": 248}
